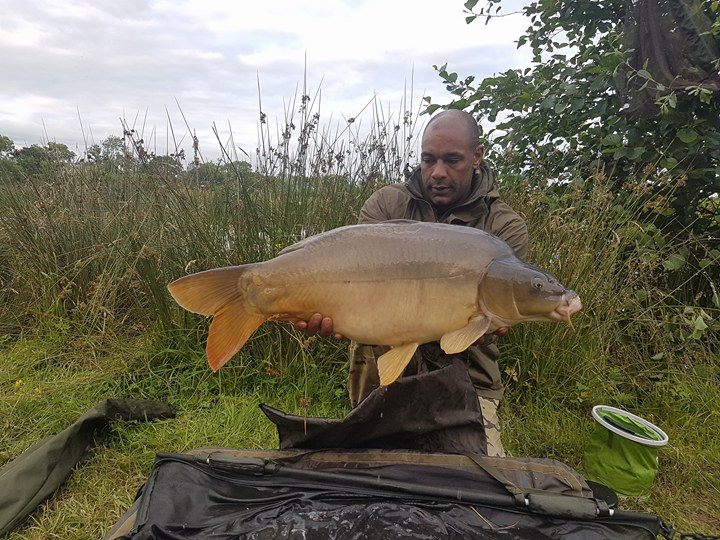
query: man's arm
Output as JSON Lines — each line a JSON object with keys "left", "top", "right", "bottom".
{"left": 487, "top": 200, "right": 529, "bottom": 259}
{"left": 358, "top": 189, "right": 392, "bottom": 224}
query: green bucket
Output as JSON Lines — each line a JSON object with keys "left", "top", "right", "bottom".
{"left": 583, "top": 405, "right": 669, "bottom": 497}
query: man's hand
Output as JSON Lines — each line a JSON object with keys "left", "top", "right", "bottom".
{"left": 494, "top": 327, "right": 509, "bottom": 338}
{"left": 293, "top": 313, "right": 344, "bottom": 339}
{"left": 475, "top": 326, "right": 509, "bottom": 345}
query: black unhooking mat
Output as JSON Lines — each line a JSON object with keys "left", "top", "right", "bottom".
{"left": 109, "top": 364, "right": 673, "bottom": 540}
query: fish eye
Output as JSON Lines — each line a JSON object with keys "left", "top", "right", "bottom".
{"left": 532, "top": 277, "right": 544, "bottom": 289}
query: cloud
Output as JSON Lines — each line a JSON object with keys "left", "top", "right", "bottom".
{"left": 1, "top": 0, "right": 531, "bottom": 161}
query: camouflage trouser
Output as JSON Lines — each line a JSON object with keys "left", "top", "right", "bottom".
{"left": 478, "top": 396, "right": 505, "bottom": 457}
{"left": 348, "top": 342, "right": 506, "bottom": 457}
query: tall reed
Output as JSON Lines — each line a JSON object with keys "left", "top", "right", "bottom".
{"left": 0, "top": 86, "right": 715, "bottom": 398}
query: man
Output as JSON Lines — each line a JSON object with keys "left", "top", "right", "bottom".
{"left": 296, "top": 109, "right": 528, "bottom": 456}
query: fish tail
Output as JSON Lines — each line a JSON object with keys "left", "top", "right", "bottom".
{"left": 168, "top": 266, "right": 265, "bottom": 371}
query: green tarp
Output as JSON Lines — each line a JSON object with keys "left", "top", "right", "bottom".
{"left": 0, "top": 399, "right": 174, "bottom": 537}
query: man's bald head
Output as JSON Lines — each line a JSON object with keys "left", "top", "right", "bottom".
{"left": 422, "top": 109, "right": 480, "bottom": 152}
{"left": 419, "top": 109, "right": 484, "bottom": 212}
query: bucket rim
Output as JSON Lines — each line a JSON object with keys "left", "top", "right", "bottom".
{"left": 591, "top": 405, "right": 669, "bottom": 447}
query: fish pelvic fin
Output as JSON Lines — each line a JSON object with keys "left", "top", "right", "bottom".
{"left": 440, "top": 315, "right": 491, "bottom": 354}
{"left": 167, "top": 265, "right": 265, "bottom": 371}
{"left": 377, "top": 343, "right": 419, "bottom": 386}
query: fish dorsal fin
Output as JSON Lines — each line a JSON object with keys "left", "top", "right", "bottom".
{"left": 440, "top": 315, "right": 491, "bottom": 354}
{"left": 382, "top": 219, "right": 421, "bottom": 224}
{"left": 278, "top": 236, "right": 313, "bottom": 255}
{"left": 377, "top": 343, "right": 419, "bottom": 386}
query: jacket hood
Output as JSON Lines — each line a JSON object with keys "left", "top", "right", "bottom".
{"left": 405, "top": 162, "right": 501, "bottom": 213}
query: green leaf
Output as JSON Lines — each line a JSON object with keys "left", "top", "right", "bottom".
{"left": 662, "top": 253, "right": 685, "bottom": 271}
{"left": 637, "top": 69, "right": 652, "bottom": 79}
{"left": 660, "top": 157, "right": 678, "bottom": 169}
{"left": 601, "top": 133, "right": 622, "bottom": 146}
{"left": 540, "top": 96, "right": 556, "bottom": 109}
{"left": 425, "top": 104, "right": 441, "bottom": 115}
{"left": 464, "top": 0, "right": 480, "bottom": 9}
{"left": 466, "top": 15, "right": 477, "bottom": 24}
{"left": 570, "top": 98, "right": 585, "bottom": 112}
{"left": 651, "top": 352, "right": 664, "bottom": 360}
{"left": 676, "top": 128, "right": 698, "bottom": 143}
{"left": 694, "top": 316, "right": 708, "bottom": 332}
{"left": 613, "top": 147, "right": 628, "bottom": 159}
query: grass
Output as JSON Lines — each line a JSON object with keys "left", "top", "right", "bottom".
{"left": 1, "top": 94, "right": 718, "bottom": 537}
{"left": 2, "top": 329, "right": 349, "bottom": 540}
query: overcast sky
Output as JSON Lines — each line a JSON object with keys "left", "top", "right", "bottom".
{"left": 1, "top": 0, "right": 530, "bottom": 163}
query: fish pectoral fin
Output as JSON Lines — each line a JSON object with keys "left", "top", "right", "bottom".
{"left": 440, "top": 315, "right": 492, "bottom": 354}
{"left": 377, "top": 343, "right": 419, "bottom": 386}
{"left": 207, "top": 299, "right": 266, "bottom": 372}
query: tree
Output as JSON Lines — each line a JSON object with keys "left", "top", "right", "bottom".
{"left": 428, "top": 0, "right": 720, "bottom": 233}
{"left": 0, "top": 134, "right": 15, "bottom": 157}
{"left": 46, "top": 142, "right": 75, "bottom": 163}
{"left": 14, "top": 145, "right": 50, "bottom": 176}
{"left": 83, "top": 136, "right": 131, "bottom": 166}
{"left": 85, "top": 144, "right": 102, "bottom": 163}
{"left": 101, "top": 136, "right": 127, "bottom": 162}
{"left": 14, "top": 142, "right": 76, "bottom": 175}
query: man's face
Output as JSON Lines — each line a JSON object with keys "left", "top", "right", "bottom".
{"left": 420, "top": 122, "right": 483, "bottom": 212}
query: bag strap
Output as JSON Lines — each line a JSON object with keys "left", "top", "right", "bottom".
{"left": 463, "top": 452, "right": 528, "bottom": 506}
{"left": 463, "top": 452, "right": 612, "bottom": 518}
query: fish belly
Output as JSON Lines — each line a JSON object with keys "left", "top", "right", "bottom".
{"left": 254, "top": 275, "right": 479, "bottom": 346}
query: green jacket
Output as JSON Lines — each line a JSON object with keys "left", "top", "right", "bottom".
{"left": 348, "top": 164, "right": 528, "bottom": 405}
{"left": 358, "top": 165, "right": 528, "bottom": 258}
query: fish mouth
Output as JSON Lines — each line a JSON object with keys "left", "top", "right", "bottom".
{"left": 550, "top": 292, "right": 582, "bottom": 327}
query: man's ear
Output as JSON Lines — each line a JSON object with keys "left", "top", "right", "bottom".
{"left": 474, "top": 144, "right": 485, "bottom": 167}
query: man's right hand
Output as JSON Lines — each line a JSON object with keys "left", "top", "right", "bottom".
{"left": 293, "top": 313, "right": 344, "bottom": 339}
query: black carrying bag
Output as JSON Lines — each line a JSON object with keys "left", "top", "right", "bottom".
{"left": 108, "top": 364, "right": 672, "bottom": 540}
{"left": 262, "top": 360, "right": 488, "bottom": 454}
{"left": 112, "top": 450, "right": 666, "bottom": 540}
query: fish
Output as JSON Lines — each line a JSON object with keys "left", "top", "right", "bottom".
{"left": 168, "top": 220, "right": 582, "bottom": 386}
